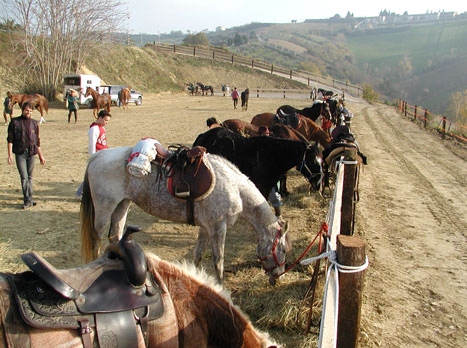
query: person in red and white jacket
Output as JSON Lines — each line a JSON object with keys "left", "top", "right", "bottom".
{"left": 76, "top": 110, "right": 111, "bottom": 199}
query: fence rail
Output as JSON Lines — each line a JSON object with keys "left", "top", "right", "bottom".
{"left": 301, "top": 148, "right": 367, "bottom": 347}
{"left": 147, "top": 43, "right": 363, "bottom": 97}
{"left": 398, "top": 99, "right": 467, "bottom": 143}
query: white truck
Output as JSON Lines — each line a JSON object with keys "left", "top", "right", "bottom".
{"left": 63, "top": 74, "right": 101, "bottom": 105}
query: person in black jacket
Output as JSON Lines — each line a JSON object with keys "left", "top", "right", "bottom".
{"left": 7, "top": 102, "right": 46, "bottom": 209}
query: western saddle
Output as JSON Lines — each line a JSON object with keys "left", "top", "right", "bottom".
{"left": 8, "top": 226, "right": 163, "bottom": 348}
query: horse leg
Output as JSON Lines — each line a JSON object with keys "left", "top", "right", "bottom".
{"left": 195, "top": 222, "right": 227, "bottom": 283}
{"left": 279, "top": 174, "right": 290, "bottom": 196}
{"left": 208, "top": 222, "right": 228, "bottom": 283}
{"left": 108, "top": 199, "right": 132, "bottom": 243}
{"left": 194, "top": 226, "right": 210, "bottom": 267}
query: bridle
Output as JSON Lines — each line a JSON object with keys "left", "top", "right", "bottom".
{"left": 296, "top": 144, "right": 323, "bottom": 189}
{"left": 257, "top": 228, "right": 286, "bottom": 274}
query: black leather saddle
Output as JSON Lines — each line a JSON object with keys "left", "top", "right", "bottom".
{"left": 9, "top": 226, "right": 163, "bottom": 348}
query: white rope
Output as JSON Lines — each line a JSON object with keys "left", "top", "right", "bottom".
{"left": 331, "top": 255, "right": 369, "bottom": 273}
{"left": 300, "top": 251, "right": 369, "bottom": 273}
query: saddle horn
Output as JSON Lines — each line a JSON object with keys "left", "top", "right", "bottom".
{"left": 119, "top": 225, "right": 147, "bottom": 288}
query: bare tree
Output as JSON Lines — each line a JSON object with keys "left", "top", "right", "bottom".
{"left": 3, "top": 0, "right": 126, "bottom": 99}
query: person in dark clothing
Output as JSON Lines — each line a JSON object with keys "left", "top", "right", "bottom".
{"left": 3, "top": 91, "right": 13, "bottom": 124}
{"left": 7, "top": 102, "right": 46, "bottom": 209}
{"left": 206, "top": 117, "right": 220, "bottom": 129}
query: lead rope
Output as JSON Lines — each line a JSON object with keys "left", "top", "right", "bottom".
{"left": 275, "top": 222, "right": 328, "bottom": 279}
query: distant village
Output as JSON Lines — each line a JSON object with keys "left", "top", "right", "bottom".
{"left": 349, "top": 10, "right": 467, "bottom": 30}
{"left": 212, "top": 10, "right": 467, "bottom": 32}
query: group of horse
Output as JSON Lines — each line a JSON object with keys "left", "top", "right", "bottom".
{"left": 0, "top": 93, "right": 363, "bottom": 346}
{"left": 186, "top": 82, "right": 214, "bottom": 96}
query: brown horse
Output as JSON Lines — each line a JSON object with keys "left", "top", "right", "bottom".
{"left": 10, "top": 93, "right": 49, "bottom": 117}
{"left": 85, "top": 87, "right": 111, "bottom": 119}
{"left": 118, "top": 87, "right": 131, "bottom": 110}
{"left": 251, "top": 112, "right": 332, "bottom": 148}
{"left": 0, "top": 250, "right": 281, "bottom": 347}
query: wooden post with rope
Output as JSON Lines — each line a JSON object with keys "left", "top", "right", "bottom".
{"left": 341, "top": 148, "right": 357, "bottom": 236}
{"left": 336, "top": 234, "right": 366, "bottom": 348}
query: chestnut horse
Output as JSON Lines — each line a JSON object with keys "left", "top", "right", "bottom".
{"left": 251, "top": 112, "right": 331, "bottom": 148}
{"left": 0, "top": 248, "right": 281, "bottom": 347}
{"left": 118, "top": 87, "right": 131, "bottom": 110}
{"left": 10, "top": 93, "right": 49, "bottom": 117}
{"left": 85, "top": 87, "right": 111, "bottom": 118}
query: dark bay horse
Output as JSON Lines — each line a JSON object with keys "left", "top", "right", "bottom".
{"left": 241, "top": 88, "right": 249, "bottom": 110}
{"left": 197, "top": 82, "right": 214, "bottom": 96}
{"left": 118, "top": 87, "right": 131, "bottom": 109}
{"left": 277, "top": 102, "right": 331, "bottom": 122}
{"left": 85, "top": 87, "right": 111, "bottom": 118}
{"left": 193, "top": 126, "right": 323, "bottom": 197}
{"left": 10, "top": 93, "right": 49, "bottom": 117}
{"left": 0, "top": 234, "right": 281, "bottom": 347}
{"left": 220, "top": 119, "right": 323, "bottom": 196}
{"left": 251, "top": 112, "right": 332, "bottom": 148}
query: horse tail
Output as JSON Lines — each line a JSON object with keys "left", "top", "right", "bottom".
{"left": 80, "top": 170, "right": 100, "bottom": 263}
{"left": 44, "top": 98, "right": 49, "bottom": 114}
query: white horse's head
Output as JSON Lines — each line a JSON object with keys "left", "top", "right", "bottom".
{"left": 257, "top": 219, "right": 291, "bottom": 285}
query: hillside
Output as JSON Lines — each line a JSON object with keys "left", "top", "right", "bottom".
{"left": 3, "top": 15, "right": 467, "bottom": 116}
{"left": 144, "top": 18, "right": 467, "bottom": 115}
{"left": 0, "top": 34, "right": 309, "bottom": 99}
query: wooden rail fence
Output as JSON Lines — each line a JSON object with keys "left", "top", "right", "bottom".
{"left": 398, "top": 99, "right": 467, "bottom": 143}
{"left": 146, "top": 43, "right": 363, "bottom": 97}
{"left": 302, "top": 148, "right": 367, "bottom": 348}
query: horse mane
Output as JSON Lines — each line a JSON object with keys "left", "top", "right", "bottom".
{"left": 145, "top": 252, "right": 281, "bottom": 347}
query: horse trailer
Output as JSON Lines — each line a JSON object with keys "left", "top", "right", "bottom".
{"left": 63, "top": 74, "right": 101, "bottom": 105}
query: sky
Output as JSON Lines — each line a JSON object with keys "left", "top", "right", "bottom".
{"left": 127, "top": 1, "right": 467, "bottom": 35}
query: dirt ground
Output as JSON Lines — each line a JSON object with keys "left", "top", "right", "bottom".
{"left": 0, "top": 92, "right": 466, "bottom": 347}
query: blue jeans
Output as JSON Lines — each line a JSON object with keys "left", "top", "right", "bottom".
{"left": 15, "top": 151, "right": 35, "bottom": 205}
{"left": 268, "top": 186, "right": 282, "bottom": 208}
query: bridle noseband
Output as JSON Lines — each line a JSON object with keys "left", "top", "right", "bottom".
{"left": 258, "top": 228, "right": 286, "bottom": 274}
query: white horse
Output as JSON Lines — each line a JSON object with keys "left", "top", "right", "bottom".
{"left": 80, "top": 147, "right": 291, "bottom": 285}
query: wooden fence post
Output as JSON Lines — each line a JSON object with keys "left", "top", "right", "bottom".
{"left": 271, "top": 65, "right": 274, "bottom": 74}
{"left": 337, "top": 235, "right": 366, "bottom": 348}
{"left": 442, "top": 117, "right": 446, "bottom": 139}
{"left": 256, "top": 88, "right": 259, "bottom": 98}
{"left": 424, "top": 109, "right": 428, "bottom": 128}
{"left": 404, "top": 101, "right": 407, "bottom": 117}
{"left": 341, "top": 148, "right": 357, "bottom": 236}
{"left": 290, "top": 70, "right": 293, "bottom": 79}
{"left": 414, "top": 105, "right": 417, "bottom": 122}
